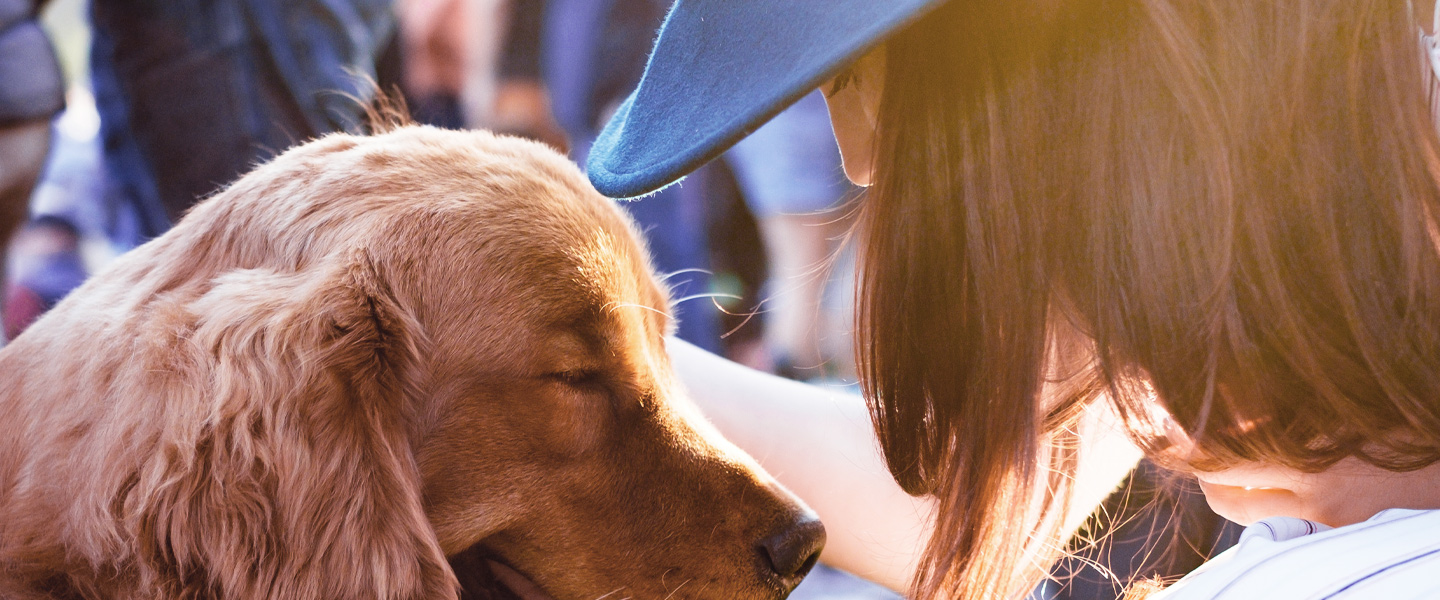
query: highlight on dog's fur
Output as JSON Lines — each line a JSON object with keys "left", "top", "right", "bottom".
{"left": 0, "top": 126, "right": 823, "bottom": 599}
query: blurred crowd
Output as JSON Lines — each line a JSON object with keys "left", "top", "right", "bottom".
{"left": 0, "top": 0, "right": 861, "bottom": 386}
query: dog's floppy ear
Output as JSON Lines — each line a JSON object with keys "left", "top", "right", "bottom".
{"left": 128, "top": 251, "right": 456, "bottom": 599}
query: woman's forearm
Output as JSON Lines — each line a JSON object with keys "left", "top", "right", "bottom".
{"left": 668, "top": 338, "right": 1143, "bottom": 593}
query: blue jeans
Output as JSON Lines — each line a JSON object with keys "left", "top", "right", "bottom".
{"left": 89, "top": 0, "right": 394, "bottom": 230}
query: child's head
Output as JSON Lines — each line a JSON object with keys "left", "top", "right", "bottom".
{"left": 850, "top": 0, "right": 1440, "bottom": 597}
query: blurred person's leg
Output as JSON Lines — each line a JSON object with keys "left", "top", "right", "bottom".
{"left": 0, "top": 120, "right": 50, "bottom": 253}
{"left": 486, "top": 0, "right": 567, "bottom": 148}
{"left": 540, "top": 0, "right": 609, "bottom": 146}
{"left": 541, "top": 0, "right": 661, "bottom": 152}
{"left": 809, "top": 240, "right": 858, "bottom": 381}
{"left": 0, "top": 6, "right": 67, "bottom": 339}
{"left": 395, "top": 0, "right": 483, "bottom": 130}
{"left": 727, "top": 91, "right": 856, "bottom": 380}
{"left": 617, "top": 166, "right": 722, "bottom": 354}
{"left": 755, "top": 212, "right": 852, "bottom": 377}
{"left": 89, "top": 24, "right": 171, "bottom": 245}
{"left": 0, "top": 121, "right": 53, "bottom": 340}
{"left": 90, "top": 0, "right": 307, "bottom": 222}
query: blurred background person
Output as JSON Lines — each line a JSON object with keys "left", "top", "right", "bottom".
{"left": 0, "top": 0, "right": 64, "bottom": 339}
{"left": 88, "top": 0, "right": 396, "bottom": 230}
{"left": 727, "top": 91, "right": 857, "bottom": 382}
{"left": 8, "top": 0, "right": 414, "bottom": 338}
{"left": 396, "top": 0, "right": 566, "bottom": 147}
{"left": 396, "top": 0, "right": 489, "bottom": 129}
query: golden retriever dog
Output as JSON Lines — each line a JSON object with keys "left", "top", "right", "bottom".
{"left": 0, "top": 125, "right": 824, "bottom": 600}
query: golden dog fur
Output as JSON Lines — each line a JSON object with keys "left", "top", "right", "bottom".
{"left": 0, "top": 126, "right": 822, "bottom": 599}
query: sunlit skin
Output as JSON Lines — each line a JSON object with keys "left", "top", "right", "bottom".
{"left": 823, "top": 47, "right": 885, "bottom": 186}
{"left": 1190, "top": 459, "right": 1440, "bottom": 527}
{"left": 822, "top": 20, "right": 1440, "bottom": 529}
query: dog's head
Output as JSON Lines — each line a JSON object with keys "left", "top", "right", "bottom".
{"left": 381, "top": 136, "right": 824, "bottom": 600}
{"left": 14, "top": 126, "right": 820, "bottom": 600}
{"left": 359, "top": 129, "right": 825, "bottom": 599}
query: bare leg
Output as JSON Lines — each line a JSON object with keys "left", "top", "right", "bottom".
{"left": 0, "top": 120, "right": 49, "bottom": 236}
{"left": 0, "top": 120, "right": 52, "bottom": 342}
{"left": 758, "top": 210, "right": 852, "bottom": 378}
{"left": 0, "top": 120, "right": 52, "bottom": 285}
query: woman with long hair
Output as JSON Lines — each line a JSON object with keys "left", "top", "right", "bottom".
{"left": 589, "top": 1, "right": 1440, "bottom": 598}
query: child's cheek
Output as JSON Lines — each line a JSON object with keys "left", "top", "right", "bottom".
{"left": 1197, "top": 480, "right": 1305, "bottom": 526}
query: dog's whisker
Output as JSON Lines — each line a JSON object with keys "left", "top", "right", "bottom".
{"left": 671, "top": 292, "right": 741, "bottom": 307}
{"left": 713, "top": 285, "right": 833, "bottom": 339}
{"left": 718, "top": 300, "right": 771, "bottom": 339}
{"left": 662, "top": 578, "right": 693, "bottom": 600}
{"left": 603, "top": 301, "right": 673, "bottom": 319}
{"left": 673, "top": 292, "right": 763, "bottom": 336}
{"left": 591, "top": 587, "right": 626, "bottom": 600}
{"left": 655, "top": 267, "right": 713, "bottom": 283}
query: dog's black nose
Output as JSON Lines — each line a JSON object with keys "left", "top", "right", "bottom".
{"left": 758, "top": 513, "right": 826, "bottom": 583}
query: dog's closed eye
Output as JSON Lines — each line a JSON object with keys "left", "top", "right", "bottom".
{"left": 547, "top": 369, "right": 604, "bottom": 388}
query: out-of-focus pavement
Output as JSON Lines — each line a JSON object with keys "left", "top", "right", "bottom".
{"left": 791, "top": 565, "right": 903, "bottom": 600}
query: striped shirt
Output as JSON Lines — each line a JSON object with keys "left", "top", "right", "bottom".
{"left": 1150, "top": 509, "right": 1440, "bottom": 599}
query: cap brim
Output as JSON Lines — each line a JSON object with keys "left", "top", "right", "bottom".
{"left": 586, "top": 0, "right": 944, "bottom": 199}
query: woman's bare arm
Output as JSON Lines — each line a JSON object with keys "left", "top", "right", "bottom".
{"left": 669, "top": 338, "right": 1142, "bottom": 593}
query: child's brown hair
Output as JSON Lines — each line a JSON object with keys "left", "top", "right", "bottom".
{"left": 855, "top": 1, "right": 1440, "bottom": 597}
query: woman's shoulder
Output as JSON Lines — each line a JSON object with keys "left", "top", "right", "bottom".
{"left": 1152, "top": 509, "right": 1440, "bottom": 599}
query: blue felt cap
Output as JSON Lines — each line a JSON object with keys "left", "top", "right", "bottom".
{"left": 586, "top": 0, "right": 946, "bottom": 199}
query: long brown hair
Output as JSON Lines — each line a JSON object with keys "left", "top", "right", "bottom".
{"left": 856, "top": 1, "right": 1440, "bottom": 598}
